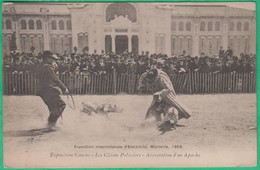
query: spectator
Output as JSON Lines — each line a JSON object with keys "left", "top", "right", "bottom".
{"left": 225, "top": 46, "right": 233, "bottom": 57}
{"left": 126, "top": 58, "right": 137, "bottom": 74}
{"left": 3, "top": 49, "right": 256, "bottom": 75}
{"left": 219, "top": 46, "right": 225, "bottom": 58}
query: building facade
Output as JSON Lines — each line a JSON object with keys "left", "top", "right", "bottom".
{"left": 2, "top": 3, "right": 256, "bottom": 57}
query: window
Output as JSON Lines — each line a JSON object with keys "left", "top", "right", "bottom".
{"left": 208, "top": 22, "right": 213, "bottom": 31}
{"left": 66, "top": 20, "right": 72, "bottom": 30}
{"left": 21, "top": 20, "right": 27, "bottom": 30}
{"left": 244, "top": 22, "right": 249, "bottom": 31}
{"left": 59, "top": 20, "right": 64, "bottom": 30}
{"left": 179, "top": 22, "right": 184, "bottom": 31}
{"left": 6, "top": 19, "right": 12, "bottom": 29}
{"left": 200, "top": 21, "right": 205, "bottom": 31}
{"left": 186, "top": 22, "right": 191, "bottom": 31}
{"left": 36, "top": 20, "right": 42, "bottom": 30}
{"left": 215, "top": 21, "right": 220, "bottom": 31}
{"left": 51, "top": 20, "right": 57, "bottom": 30}
{"left": 229, "top": 22, "right": 234, "bottom": 31}
{"left": 29, "top": 20, "right": 34, "bottom": 30}
{"left": 237, "top": 22, "right": 242, "bottom": 31}
{"left": 171, "top": 21, "right": 176, "bottom": 31}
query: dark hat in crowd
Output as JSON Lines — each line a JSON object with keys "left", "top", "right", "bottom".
{"left": 43, "top": 51, "right": 59, "bottom": 60}
{"left": 43, "top": 51, "right": 52, "bottom": 58}
{"left": 30, "top": 46, "right": 35, "bottom": 51}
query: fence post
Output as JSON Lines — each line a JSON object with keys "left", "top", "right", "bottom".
{"left": 113, "top": 69, "right": 117, "bottom": 94}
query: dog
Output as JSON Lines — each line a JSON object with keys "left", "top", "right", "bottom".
{"left": 81, "top": 102, "right": 123, "bottom": 118}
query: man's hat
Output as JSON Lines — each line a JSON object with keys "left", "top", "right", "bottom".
{"left": 43, "top": 50, "right": 52, "bottom": 58}
{"left": 42, "top": 51, "right": 59, "bottom": 60}
{"left": 50, "top": 54, "right": 59, "bottom": 60}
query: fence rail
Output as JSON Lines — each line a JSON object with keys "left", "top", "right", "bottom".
{"left": 3, "top": 71, "right": 256, "bottom": 95}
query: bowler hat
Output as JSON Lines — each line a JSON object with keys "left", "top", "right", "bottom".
{"left": 43, "top": 51, "right": 52, "bottom": 58}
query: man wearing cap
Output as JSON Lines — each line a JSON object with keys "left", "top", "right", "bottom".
{"left": 36, "top": 51, "right": 70, "bottom": 129}
{"left": 138, "top": 68, "right": 192, "bottom": 128}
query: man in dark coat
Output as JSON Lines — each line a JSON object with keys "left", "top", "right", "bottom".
{"left": 10, "top": 31, "right": 17, "bottom": 52}
{"left": 219, "top": 46, "right": 225, "bottom": 58}
{"left": 225, "top": 46, "right": 233, "bottom": 57}
{"left": 36, "top": 51, "right": 70, "bottom": 128}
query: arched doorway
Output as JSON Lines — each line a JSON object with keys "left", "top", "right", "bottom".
{"left": 106, "top": 3, "right": 137, "bottom": 22}
{"left": 105, "top": 3, "right": 139, "bottom": 54}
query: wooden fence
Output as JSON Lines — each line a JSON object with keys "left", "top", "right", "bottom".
{"left": 169, "top": 72, "right": 256, "bottom": 94}
{"left": 3, "top": 71, "right": 256, "bottom": 95}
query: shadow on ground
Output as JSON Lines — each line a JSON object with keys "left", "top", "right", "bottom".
{"left": 4, "top": 128, "right": 56, "bottom": 137}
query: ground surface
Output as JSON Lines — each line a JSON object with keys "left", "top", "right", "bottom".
{"left": 3, "top": 94, "right": 257, "bottom": 168}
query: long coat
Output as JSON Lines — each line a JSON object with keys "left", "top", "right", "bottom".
{"left": 138, "top": 69, "right": 192, "bottom": 120}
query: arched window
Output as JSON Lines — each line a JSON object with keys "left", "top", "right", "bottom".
{"left": 6, "top": 19, "right": 12, "bottom": 29}
{"left": 59, "top": 20, "right": 64, "bottom": 30}
{"left": 186, "top": 22, "right": 191, "bottom": 31}
{"left": 21, "top": 20, "right": 27, "bottom": 30}
{"left": 244, "top": 22, "right": 249, "bottom": 31}
{"left": 179, "top": 22, "right": 184, "bottom": 31}
{"left": 29, "top": 20, "right": 34, "bottom": 30}
{"left": 229, "top": 22, "right": 234, "bottom": 31}
{"left": 215, "top": 21, "right": 220, "bottom": 31}
{"left": 200, "top": 21, "right": 205, "bottom": 31}
{"left": 106, "top": 3, "right": 137, "bottom": 22}
{"left": 171, "top": 21, "right": 176, "bottom": 31}
{"left": 66, "top": 20, "right": 72, "bottom": 30}
{"left": 237, "top": 22, "right": 242, "bottom": 31}
{"left": 208, "top": 22, "right": 213, "bottom": 31}
{"left": 36, "top": 20, "right": 42, "bottom": 30}
{"left": 51, "top": 20, "right": 57, "bottom": 30}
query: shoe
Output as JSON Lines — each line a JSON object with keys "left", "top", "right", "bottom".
{"left": 47, "top": 122, "right": 57, "bottom": 130}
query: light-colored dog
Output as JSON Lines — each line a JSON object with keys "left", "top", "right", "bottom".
{"left": 82, "top": 102, "right": 123, "bottom": 118}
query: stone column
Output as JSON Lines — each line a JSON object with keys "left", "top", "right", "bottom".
{"left": 10, "top": 7, "right": 21, "bottom": 51}
{"left": 111, "top": 35, "right": 115, "bottom": 53}
{"left": 249, "top": 16, "right": 256, "bottom": 54}
{"left": 128, "top": 35, "right": 132, "bottom": 52}
{"left": 222, "top": 17, "right": 229, "bottom": 50}
{"left": 41, "top": 8, "right": 50, "bottom": 51}
{"left": 43, "top": 18, "right": 50, "bottom": 50}
{"left": 71, "top": 10, "right": 79, "bottom": 50}
{"left": 222, "top": 7, "right": 229, "bottom": 50}
{"left": 13, "top": 19, "right": 21, "bottom": 51}
{"left": 192, "top": 17, "right": 199, "bottom": 57}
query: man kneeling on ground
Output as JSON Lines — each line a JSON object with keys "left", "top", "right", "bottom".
{"left": 138, "top": 68, "right": 192, "bottom": 129}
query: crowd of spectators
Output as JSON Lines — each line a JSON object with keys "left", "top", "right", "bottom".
{"left": 3, "top": 46, "right": 256, "bottom": 76}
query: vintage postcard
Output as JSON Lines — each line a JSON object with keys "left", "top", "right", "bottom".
{"left": 2, "top": 2, "right": 257, "bottom": 168}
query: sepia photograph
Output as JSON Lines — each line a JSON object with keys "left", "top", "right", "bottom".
{"left": 2, "top": 2, "right": 257, "bottom": 168}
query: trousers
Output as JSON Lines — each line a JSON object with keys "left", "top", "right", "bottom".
{"left": 40, "top": 93, "right": 66, "bottom": 123}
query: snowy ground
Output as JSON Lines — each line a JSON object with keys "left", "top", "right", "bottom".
{"left": 3, "top": 94, "right": 257, "bottom": 168}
